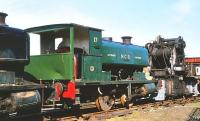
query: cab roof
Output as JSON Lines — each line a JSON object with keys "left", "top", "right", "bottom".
{"left": 25, "top": 23, "right": 102, "bottom": 34}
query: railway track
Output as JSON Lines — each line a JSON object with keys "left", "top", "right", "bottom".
{"left": 3, "top": 96, "right": 200, "bottom": 121}
{"left": 188, "top": 108, "right": 200, "bottom": 121}
{"left": 42, "top": 96, "right": 200, "bottom": 121}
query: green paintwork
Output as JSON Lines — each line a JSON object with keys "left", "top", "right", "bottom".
{"left": 100, "top": 40, "right": 149, "bottom": 66}
{"left": 89, "top": 30, "right": 102, "bottom": 55}
{"left": 81, "top": 55, "right": 111, "bottom": 81}
{"left": 25, "top": 53, "right": 74, "bottom": 80}
{"left": 25, "top": 27, "right": 75, "bottom": 81}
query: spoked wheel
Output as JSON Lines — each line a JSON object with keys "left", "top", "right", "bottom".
{"left": 120, "top": 94, "right": 127, "bottom": 107}
{"left": 95, "top": 96, "right": 115, "bottom": 111}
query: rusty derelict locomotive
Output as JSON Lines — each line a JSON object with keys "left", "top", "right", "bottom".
{"left": 0, "top": 13, "right": 41, "bottom": 116}
{"left": 145, "top": 36, "right": 199, "bottom": 100}
{"left": 24, "top": 24, "right": 156, "bottom": 111}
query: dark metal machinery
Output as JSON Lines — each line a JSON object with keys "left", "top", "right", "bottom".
{"left": 145, "top": 35, "right": 186, "bottom": 77}
{"left": 0, "top": 12, "right": 41, "bottom": 116}
{"left": 145, "top": 35, "right": 189, "bottom": 99}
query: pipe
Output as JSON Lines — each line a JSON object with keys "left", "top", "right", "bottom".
{"left": 98, "top": 87, "right": 103, "bottom": 95}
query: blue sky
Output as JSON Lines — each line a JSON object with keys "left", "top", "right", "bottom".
{"left": 0, "top": 0, "right": 199, "bottom": 57}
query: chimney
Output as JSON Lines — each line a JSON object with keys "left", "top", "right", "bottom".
{"left": 121, "top": 36, "right": 132, "bottom": 44}
{"left": 0, "top": 12, "right": 8, "bottom": 26}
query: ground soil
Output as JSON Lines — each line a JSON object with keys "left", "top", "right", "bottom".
{"left": 106, "top": 102, "right": 200, "bottom": 121}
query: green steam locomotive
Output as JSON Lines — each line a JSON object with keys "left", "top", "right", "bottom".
{"left": 25, "top": 23, "right": 156, "bottom": 111}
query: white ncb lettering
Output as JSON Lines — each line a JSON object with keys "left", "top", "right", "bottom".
{"left": 121, "top": 54, "right": 130, "bottom": 60}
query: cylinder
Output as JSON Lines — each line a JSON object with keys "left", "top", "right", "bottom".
{"left": 140, "top": 83, "right": 156, "bottom": 96}
{"left": 10, "top": 90, "right": 41, "bottom": 112}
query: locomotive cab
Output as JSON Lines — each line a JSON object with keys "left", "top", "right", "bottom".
{"left": 25, "top": 24, "right": 102, "bottom": 81}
